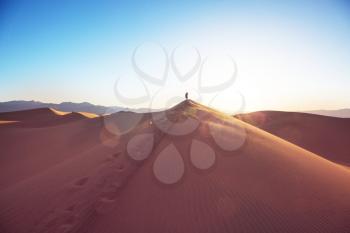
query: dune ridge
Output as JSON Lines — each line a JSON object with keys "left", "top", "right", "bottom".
{"left": 0, "top": 108, "right": 98, "bottom": 128}
{"left": 0, "top": 101, "right": 349, "bottom": 233}
{"left": 236, "top": 111, "right": 350, "bottom": 166}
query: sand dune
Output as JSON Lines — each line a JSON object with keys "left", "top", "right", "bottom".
{"left": 0, "top": 100, "right": 126, "bottom": 116}
{"left": 0, "top": 109, "right": 103, "bottom": 189}
{"left": 0, "top": 108, "right": 92, "bottom": 128}
{"left": 0, "top": 101, "right": 349, "bottom": 233}
{"left": 236, "top": 111, "right": 350, "bottom": 166}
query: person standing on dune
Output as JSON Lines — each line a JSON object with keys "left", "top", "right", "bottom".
{"left": 185, "top": 92, "right": 188, "bottom": 100}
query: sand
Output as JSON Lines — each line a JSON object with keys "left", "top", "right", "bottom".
{"left": 236, "top": 111, "right": 350, "bottom": 166}
{"left": 0, "top": 101, "right": 349, "bottom": 233}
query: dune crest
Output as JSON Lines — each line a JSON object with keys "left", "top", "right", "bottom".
{"left": 0, "top": 108, "right": 96, "bottom": 128}
{"left": 0, "top": 101, "right": 349, "bottom": 233}
{"left": 236, "top": 111, "right": 350, "bottom": 166}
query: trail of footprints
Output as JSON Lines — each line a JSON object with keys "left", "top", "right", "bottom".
{"left": 32, "top": 150, "right": 134, "bottom": 233}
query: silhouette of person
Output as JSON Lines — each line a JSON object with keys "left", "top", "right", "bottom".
{"left": 185, "top": 92, "right": 188, "bottom": 100}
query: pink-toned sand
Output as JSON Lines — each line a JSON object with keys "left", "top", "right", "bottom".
{"left": 0, "top": 101, "right": 349, "bottom": 233}
{"left": 236, "top": 111, "right": 350, "bottom": 166}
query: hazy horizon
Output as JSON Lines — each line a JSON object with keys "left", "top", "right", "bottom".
{"left": 1, "top": 99, "right": 350, "bottom": 115}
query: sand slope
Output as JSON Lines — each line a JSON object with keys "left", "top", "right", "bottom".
{"left": 0, "top": 108, "right": 102, "bottom": 189}
{"left": 236, "top": 111, "right": 350, "bottom": 166}
{"left": 0, "top": 101, "right": 349, "bottom": 233}
{"left": 0, "top": 108, "right": 95, "bottom": 128}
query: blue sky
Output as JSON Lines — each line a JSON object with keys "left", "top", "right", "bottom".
{"left": 1, "top": 0, "right": 350, "bottom": 112}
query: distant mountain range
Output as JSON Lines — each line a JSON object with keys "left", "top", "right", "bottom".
{"left": 0, "top": 100, "right": 127, "bottom": 115}
{"left": 0, "top": 100, "right": 349, "bottom": 118}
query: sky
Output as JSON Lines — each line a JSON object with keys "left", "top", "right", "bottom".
{"left": 1, "top": 0, "right": 350, "bottom": 113}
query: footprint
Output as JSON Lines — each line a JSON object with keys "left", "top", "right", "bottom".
{"left": 95, "top": 198, "right": 116, "bottom": 215}
{"left": 115, "top": 163, "right": 125, "bottom": 172}
{"left": 113, "top": 152, "right": 122, "bottom": 158}
{"left": 74, "top": 177, "right": 89, "bottom": 186}
{"left": 101, "top": 191, "right": 118, "bottom": 201}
